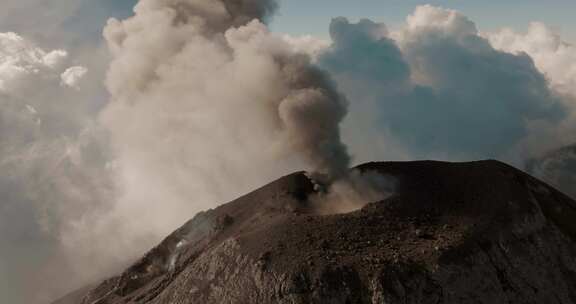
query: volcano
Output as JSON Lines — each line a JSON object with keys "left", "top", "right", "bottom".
{"left": 53, "top": 160, "right": 576, "bottom": 304}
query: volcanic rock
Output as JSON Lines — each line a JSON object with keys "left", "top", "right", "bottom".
{"left": 53, "top": 160, "right": 576, "bottom": 304}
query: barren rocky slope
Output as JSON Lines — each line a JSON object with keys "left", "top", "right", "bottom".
{"left": 54, "top": 160, "right": 576, "bottom": 304}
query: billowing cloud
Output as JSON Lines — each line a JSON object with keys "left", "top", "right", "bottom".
{"left": 320, "top": 5, "right": 569, "bottom": 164}
{"left": 486, "top": 23, "right": 576, "bottom": 197}
{"left": 0, "top": 32, "right": 68, "bottom": 92}
{"left": 0, "top": 31, "right": 115, "bottom": 303}
{"left": 281, "top": 34, "right": 330, "bottom": 60}
{"left": 488, "top": 22, "right": 576, "bottom": 98}
{"left": 61, "top": 66, "right": 88, "bottom": 88}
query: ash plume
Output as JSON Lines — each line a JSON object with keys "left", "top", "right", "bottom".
{"left": 104, "top": 0, "right": 352, "bottom": 178}
{"left": 93, "top": 0, "right": 364, "bottom": 291}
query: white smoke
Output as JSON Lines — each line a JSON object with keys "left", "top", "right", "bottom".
{"left": 63, "top": 0, "right": 355, "bottom": 292}
{"left": 313, "top": 170, "right": 395, "bottom": 215}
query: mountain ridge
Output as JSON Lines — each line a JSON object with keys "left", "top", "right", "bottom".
{"left": 53, "top": 160, "right": 576, "bottom": 304}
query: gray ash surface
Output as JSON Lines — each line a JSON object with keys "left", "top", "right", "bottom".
{"left": 54, "top": 160, "right": 576, "bottom": 304}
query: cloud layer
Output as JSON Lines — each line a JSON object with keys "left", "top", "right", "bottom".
{"left": 320, "top": 5, "right": 571, "bottom": 164}
{"left": 488, "top": 22, "right": 576, "bottom": 98}
{"left": 0, "top": 31, "right": 113, "bottom": 303}
{"left": 485, "top": 22, "right": 576, "bottom": 196}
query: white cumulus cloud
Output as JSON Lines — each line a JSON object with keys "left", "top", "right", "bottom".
{"left": 319, "top": 5, "right": 569, "bottom": 164}
{"left": 60, "top": 66, "right": 88, "bottom": 88}
{"left": 487, "top": 22, "right": 576, "bottom": 98}
{"left": 0, "top": 32, "right": 68, "bottom": 93}
{"left": 281, "top": 34, "right": 330, "bottom": 59}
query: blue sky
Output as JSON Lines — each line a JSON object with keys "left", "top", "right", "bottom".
{"left": 271, "top": 0, "right": 576, "bottom": 41}
{"left": 29, "top": 0, "right": 575, "bottom": 44}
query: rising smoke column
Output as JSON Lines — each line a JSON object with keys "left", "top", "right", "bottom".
{"left": 103, "top": 0, "right": 350, "bottom": 177}
{"left": 97, "top": 0, "right": 352, "bottom": 272}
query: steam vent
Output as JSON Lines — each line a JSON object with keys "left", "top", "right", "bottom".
{"left": 54, "top": 161, "right": 576, "bottom": 304}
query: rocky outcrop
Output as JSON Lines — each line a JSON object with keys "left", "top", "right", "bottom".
{"left": 54, "top": 160, "right": 576, "bottom": 304}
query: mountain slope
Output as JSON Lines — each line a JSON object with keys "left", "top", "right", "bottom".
{"left": 55, "top": 160, "right": 576, "bottom": 304}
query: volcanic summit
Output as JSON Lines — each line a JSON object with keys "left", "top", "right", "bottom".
{"left": 54, "top": 160, "right": 576, "bottom": 304}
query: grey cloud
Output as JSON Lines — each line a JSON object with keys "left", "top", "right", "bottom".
{"left": 0, "top": 0, "right": 137, "bottom": 47}
{"left": 0, "top": 32, "right": 115, "bottom": 303}
{"left": 319, "top": 8, "right": 568, "bottom": 162}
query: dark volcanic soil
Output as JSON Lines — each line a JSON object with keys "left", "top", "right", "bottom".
{"left": 54, "top": 160, "right": 576, "bottom": 304}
